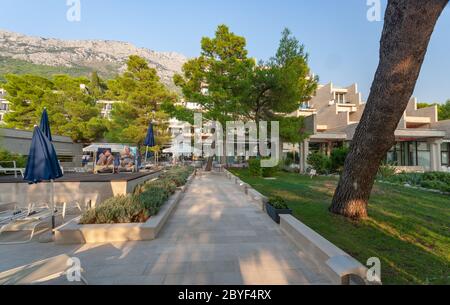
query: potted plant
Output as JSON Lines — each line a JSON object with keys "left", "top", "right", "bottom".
{"left": 265, "top": 196, "right": 292, "bottom": 224}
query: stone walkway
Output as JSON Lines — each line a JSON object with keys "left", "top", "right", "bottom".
{"left": 0, "top": 172, "right": 332, "bottom": 285}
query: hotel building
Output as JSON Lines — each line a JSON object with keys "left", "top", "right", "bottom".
{"left": 292, "top": 83, "right": 450, "bottom": 172}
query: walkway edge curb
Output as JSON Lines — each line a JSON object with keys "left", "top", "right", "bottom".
{"left": 223, "top": 168, "right": 382, "bottom": 286}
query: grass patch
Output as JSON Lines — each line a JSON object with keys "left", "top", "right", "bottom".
{"left": 230, "top": 169, "right": 450, "bottom": 285}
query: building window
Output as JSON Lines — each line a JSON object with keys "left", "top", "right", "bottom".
{"left": 387, "top": 141, "right": 431, "bottom": 168}
{"left": 335, "top": 93, "right": 347, "bottom": 104}
{"left": 442, "top": 143, "right": 450, "bottom": 166}
{"left": 417, "top": 142, "right": 431, "bottom": 168}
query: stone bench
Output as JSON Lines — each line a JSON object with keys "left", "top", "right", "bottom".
{"left": 280, "top": 214, "right": 380, "bottom": 285}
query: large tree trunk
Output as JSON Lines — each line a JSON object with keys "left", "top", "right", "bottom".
{"left": 330, "top": 0, "right": 448, "bottom": 219}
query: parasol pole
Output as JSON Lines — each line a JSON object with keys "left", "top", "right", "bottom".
{"left": 51, "top": 179, "right": 56, "bottom": 232}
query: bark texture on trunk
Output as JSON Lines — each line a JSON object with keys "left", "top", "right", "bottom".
{"left": 331, "top": 0, "right": 448, "bottom": 219}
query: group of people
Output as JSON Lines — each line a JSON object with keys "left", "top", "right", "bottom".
{"left": 96, "top": 146, "right": 135, "bottom": 173}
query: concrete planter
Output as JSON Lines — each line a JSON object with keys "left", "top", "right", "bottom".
{"left": 55, "top": 171, "right": 195, "bottom": 245}
{"left": 265, "top": 202, "right": 292, "bottom": 224}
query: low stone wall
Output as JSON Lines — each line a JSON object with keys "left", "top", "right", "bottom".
{"left": 224, "top": 169, "right": 269, "bottom": 211}
{"left": 279, "top": 214, "right": 379, "bottom": 285}
{"left": 223, "top": 168, "right": 381, "bottom": 285}
{"left": 55, "top": 171, "right": 196, "bottom": 245}
{"left": 0, "top": 172, "right": 162, "bottom": 208}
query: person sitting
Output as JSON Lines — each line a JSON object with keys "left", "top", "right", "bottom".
{"left": 119, "top": 146, "right": 135, "bottom": 172}
{"left": 96, "top": 149, "right": 114, "bottom": 173}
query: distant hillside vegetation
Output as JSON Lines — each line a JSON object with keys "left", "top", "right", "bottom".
{"left": 0, "top": 57, "right": 117, "bottom": 81}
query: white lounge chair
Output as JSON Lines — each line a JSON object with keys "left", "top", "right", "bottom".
{"left": 309, "top": 169, "right": 318, "bottom": 178}
{"left": 0, "top": 202, "right": 16, "bottom": 213}
{"left": 0, "top": 201, "right": 84, "bottom": 245}
{"left": 0, "top": 161, "right": 24, "bottom": 178}
{"left": 0, "top": 204, "right": 56, "bottom": 245}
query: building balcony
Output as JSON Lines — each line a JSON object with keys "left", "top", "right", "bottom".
{"left": 405, "top": 116, "right": 431, "bottom": 128}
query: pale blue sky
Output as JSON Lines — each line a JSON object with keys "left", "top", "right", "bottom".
{"left": 1, "top": 0, "right": 449, "bottom": 103}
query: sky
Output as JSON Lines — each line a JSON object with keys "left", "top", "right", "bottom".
{"left": 1, "top": 0, "right": 449, "bottom": 103}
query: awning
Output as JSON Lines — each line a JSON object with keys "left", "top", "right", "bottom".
{"left": 83, "top": 143, "right": 136, "bottom": 153}
{"left": 163, "top": 144, "right": 202, "bottom": 156}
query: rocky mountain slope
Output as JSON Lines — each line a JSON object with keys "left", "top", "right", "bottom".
{"left": 0, "top": 29, "right": 188, "bottom": 88}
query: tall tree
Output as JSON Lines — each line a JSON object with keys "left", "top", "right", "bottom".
{"left": 438, "top": 100, "right": 450, "bottom": 121}
{"left": 3, "top": 74, "right": 107, "bottom": 142}
{"left": 174, "top": 25, "right": 255, "bottom": 170}
{"left": 330, "top": 0, "right": 448, "bottom": 219}
{"left": 105, "top": 55, "right": 176, "bottom": 146}
{"left": 279, "top": 116, "right": 309, "bottom": 172}
{"left": 240, "top": 28, "right": 316, "bottom": 164}
{"left": 242, "top": 28, "right": 317, "bottom": 126}
{"left": 90, "top": 71, "right": 107, "bottom": 98}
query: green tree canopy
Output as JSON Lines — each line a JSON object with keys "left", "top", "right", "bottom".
{"left": 241, "top": 28, "right": 318, "bottom": 124}
{"left": 173, "top": 25, "right": 255, "bottom": 125}
{"left": 417, "top": 100, "right": 450, "bottom": 121}
{"left": 438, "top": 100, "right": 450, "bottom": 120}
{"left": 3, "top": 74, "right": 107, "bottom": 142}
{"left": 104, "top": 55, "right": 177, "bottom": 146}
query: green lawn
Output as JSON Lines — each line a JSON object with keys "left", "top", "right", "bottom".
{"left": 230, "top": 169, "right": 450, "bottom": 285}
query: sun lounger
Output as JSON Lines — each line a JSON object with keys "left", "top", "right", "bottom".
{"left": 0, "top": 201, "right": 85, "bottom": 245}
{"left": 0, "top": 161, "right": 25, "bottom": 178}
{"left": 0, "top": 202, "right": 16, "bottom": 212}
{"left": 0, "top": 254, "right": 88, "bottom": 285}
{"left": 0, "top": 206, "right": 56, "bottom": 245}
{"left": 0, "top": 209, "right": 29, "bottom": 226}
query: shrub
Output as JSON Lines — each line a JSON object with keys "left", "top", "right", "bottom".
{"left": 268, "top": 196, "right": 289, "bottom": 209}
{"left": 380, "top": 171, "right": 450, "bottom": 193}
{"left": 284, "top": 157, "right": 294, "bottom": 167}
{"left": 377, "top": 164, "right": 397, "bottom": 180}
{"left": 330, "top": 147, "right": 349, "bottom": 173}
{"left": 134, "top": 178, "right": 176, "bottom": 196}
{"left": 248, "top": 158, "right": 262, "bottom": 177}
{"left": 160, "top": 166, "right": 193, "bottom": 187}
{"left": 421, "top": 180, "right": 450, "bottom": 193}
{"left": 307, "top": 152, "right": 331, "bottom": 175}
{"left": 80, "top": 196, "right": 148, "bottom": 224}
{"left": 423, "top": 172, "right": 450, "bottom": 185}
{"left": 138, "top": 187, "right": 169, "bottom": 214}
{"left": 0, "top": 149, "right": 28, "bottom": 169}
{"left": 80, "top": 166, "right": 194, "bottom": 224}
{"left": 262, "top": 159, "right": 280, "bottom": 177}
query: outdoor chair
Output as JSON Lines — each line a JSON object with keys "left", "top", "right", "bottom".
{"left": 309, "top": 169, "right": 318, "bottom": 178}
{"left": 0, "top": 254, "right": 88, "bottom": 285}
{"left": 94, "top": 148, "right": 115, "bottom": 174}
{"left": 0, "top": 201, "right": 82, "bottom": 245}
{"left": 0, "top": 202, "right": 16, "bottom": 213}
{"left": 0, "top": 161, "right": 25, "bottom": 178}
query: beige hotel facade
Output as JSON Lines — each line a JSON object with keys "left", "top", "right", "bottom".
{"left": 290, "top": 83, "right": 450, "bottom": 173}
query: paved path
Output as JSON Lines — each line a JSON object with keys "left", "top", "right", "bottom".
{"left": 0, "top": 172, "right": 332, "bottom": 285}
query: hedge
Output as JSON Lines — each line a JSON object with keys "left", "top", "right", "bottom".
{"left": 80, "top": 166, "right": 194, "bottom": 224}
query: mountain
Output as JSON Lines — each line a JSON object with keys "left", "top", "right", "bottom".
{"left": 0, "top": 29, "right": 188, "bottom": 89}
